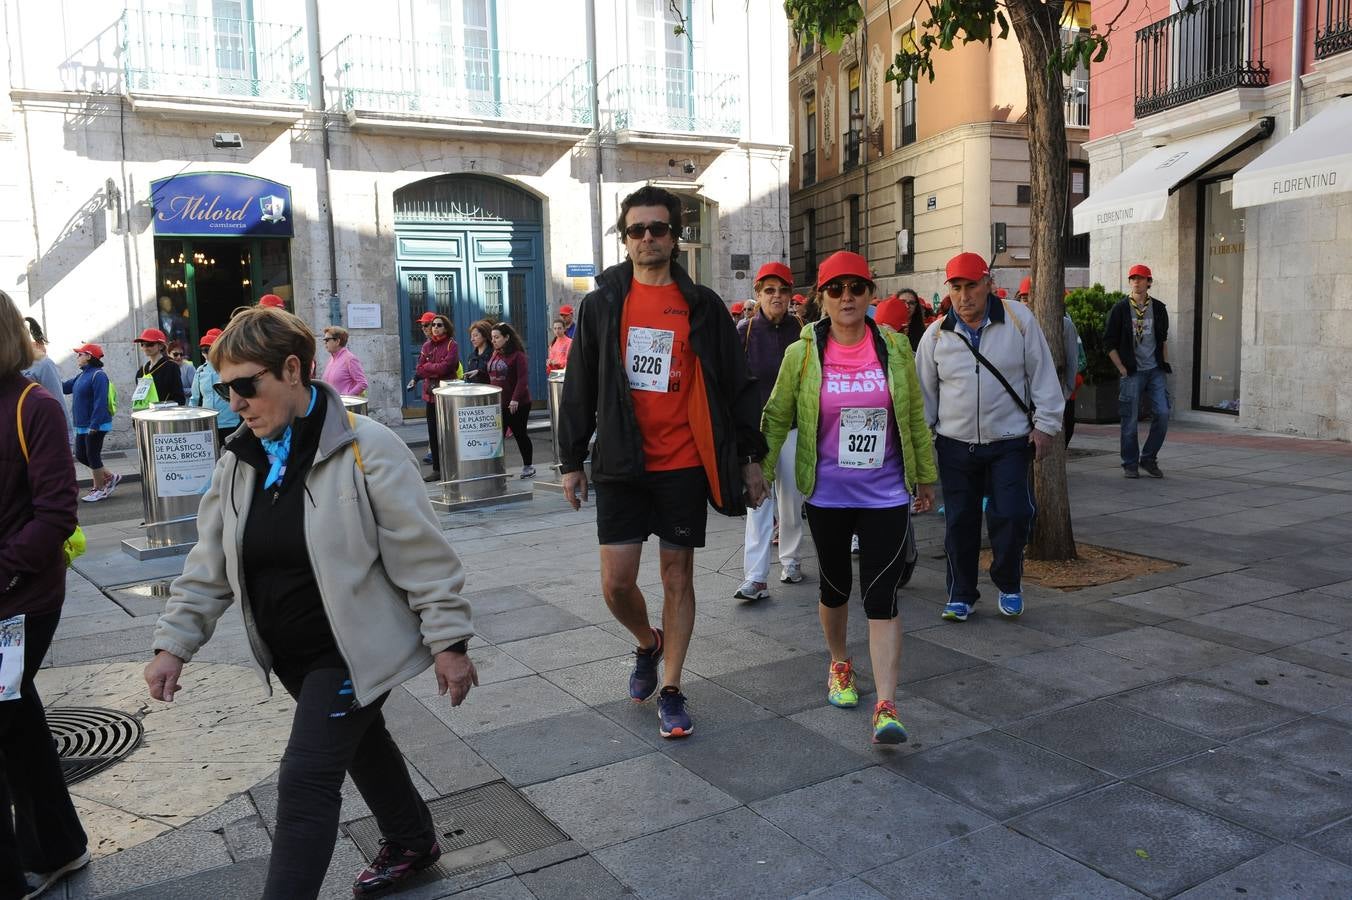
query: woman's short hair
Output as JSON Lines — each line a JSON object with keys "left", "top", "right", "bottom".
{"left": 431, "top": 314, "right": 455, "bottom": 338}
{"left": 0, "top": 292, "right": 36, "bottom": 375}
{"left": 491, "top": 321, "right": 524, "bottom": 355}
{"left": 469, "top": 319, "right": 493, "bottom": 344}
{"left": 210, "top": 306, "right": 316, "bottom": 385}
{"left": 324, "top": 326, "right": 349, "bottom": 348}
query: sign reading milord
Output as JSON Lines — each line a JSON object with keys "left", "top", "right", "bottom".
{"left": 150, "top": 172, "right": 294, "bottom": 238}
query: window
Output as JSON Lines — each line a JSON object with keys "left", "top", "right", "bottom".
{"left": 1061, "top": 26, "right": 1089, "bottom": 127}
{"left": 893, "top": 29, "right": 917, "bottom": 148}
{"left": 1065, "top": 163, "right": 1089, "bottom": 267}
{"left": 895, "top": 178, "right": 914, "bottom": 273}
{"left": 846, "top": 195, "right": 862, "bottom": 253}
{"left": 845, "top": 66, "right": 862, "bottom": 170}
{"left": 439, "top": 0, "right": 497, "bottom": 97}
{"left": 803, "top": 209, "right": 817, "bottom": 285}
{"left": 803, "top": 94, "right": 817, "bottom": 186}
{"left": 637, "top": 0, "right": 692, "bottom": 118}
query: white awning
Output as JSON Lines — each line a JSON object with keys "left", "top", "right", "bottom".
{"left": 1072, "top": 121, "right": 1265, "bottom": 234}
{"left": 1232, "top": 98, "right": 1352, "bottom": 208}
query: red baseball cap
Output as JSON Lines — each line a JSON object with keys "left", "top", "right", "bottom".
{"left": 1018, "top": 276, "right": 1032, "bottom": 297}
{"left": 418, "top": 312, "right": 437, "bottom": 324}
{"left": 199, "top": 332, "right": 219, "bottom": 347}
{"left": 203, "top": 327, "right": 223, "bottom": 340}
{"left": 73, "top": 343, "right": 103, "bottom": 359}
{"left": 874, "top": 298, "right": 908, "bottom": 331}
{"left": 258, "top": 294, "right": 286, "bottom": 309}
{"left": 730, "top": 302, "right": 745, "bottom": 315}
{"left": 559, "top": 305, "right": 574, "bottom": 316}
{"left": 753, "top": 261, "right": 793, "bottom": 287}
{"left": 134, "top": 327, "right": 167, "bottom": 344}
{"left": 815, "top": 251, "right": 872, "bottom": 290}
{"left": 945, "top": 252, "right": 989, "bottom": 284}
{"left": 996, "top": 288, "right": 1008, "bottom": 299}
{"left": 1128, "top": 264, "right": 1153, "bottom": 279}
{"left": 792, "top": 293, "right": 805, "bottom": 305}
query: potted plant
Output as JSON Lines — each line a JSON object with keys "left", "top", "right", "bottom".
{"left": 1065, "top": 284, "right": 1125, "bottom": 424}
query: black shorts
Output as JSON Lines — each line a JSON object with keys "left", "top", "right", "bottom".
{"left": 594, "top": 466, "right": 709, "bottom": 549}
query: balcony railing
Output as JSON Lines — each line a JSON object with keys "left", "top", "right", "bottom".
{"left": 600, "top": 65, "right": 741, "bottom": 136}
{"left": 843, "top": 129, "right": 861, "bottom": 170}
{"left": 121, "top": 10, "right": 308, "bottom": 103}
{"left": 802, "top": 150, "right": 817, "bottom": 186}
{"left": 1134, "top": 0, "right": 1269, "bottom": 118}
{"left": 1065, "top": 77, "right": 1090, "bottom": 126}
{"left": 329, "top": 35, "right": 592, "bottom": 128}
{"left": 1316, "top": 0, "right": 1352, "bottom": 59}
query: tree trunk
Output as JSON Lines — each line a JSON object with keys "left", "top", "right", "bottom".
{"left": 1009, "top": 0, "right": 1076, "bottom": 561}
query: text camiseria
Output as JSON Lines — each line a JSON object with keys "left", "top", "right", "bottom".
{"left": 812, "top": 333, "right": 910, "bottom": 509}
{"left": 621, "top": 279, "right": 701, "bottom": 471}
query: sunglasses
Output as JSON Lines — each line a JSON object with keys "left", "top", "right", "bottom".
{"left": 429, "top": 322, "right": 446, "bottom": 329}
{"left": 322, "top": 336, "right": 339, "bottom": 342}
{"left": 822, "top": 280, "right": 872, "bottom": 299}
{"left": 170, "top": 352, "right": 184, "bottom": 359}
{"left": 212, "top": 369, "right": 269, "bottom": 402}
{"left": 624, "top": 221, "right": 673, "bottom": 240}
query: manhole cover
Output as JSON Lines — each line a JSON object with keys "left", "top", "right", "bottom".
{"left": 345, "top": 780, "right": 566, "bottom": 879}
{"left": 48, "top": 707, "right": 144, "bottom": 785}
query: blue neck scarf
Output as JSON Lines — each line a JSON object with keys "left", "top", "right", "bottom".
{"left": 261, "top": 386, "right": 317, "bottom": 489}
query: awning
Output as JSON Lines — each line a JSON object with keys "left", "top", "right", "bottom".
{"left": 1072, "top": 121, "right": 1267, "bottom": 234}
{"left": 1232, "top": 98, "right": 1352, "bottom": 208}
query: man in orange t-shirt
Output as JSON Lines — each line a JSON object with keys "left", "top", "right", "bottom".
{"left": 557, "top": 186, "right": 768, "bottom": 740}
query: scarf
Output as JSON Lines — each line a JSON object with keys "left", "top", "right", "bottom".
{"left": 1132, "top": 297, "right": 1150, "bottom": 344}
{"left": 260, "top": 386, "right": 318, "bottom": 489}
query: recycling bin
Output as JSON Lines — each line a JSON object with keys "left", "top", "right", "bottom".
{"left": 121, "top": 405, "right": 220, "bottom": 559}
{"left": 340, "top": 395, "right": 369, "bottom": 416}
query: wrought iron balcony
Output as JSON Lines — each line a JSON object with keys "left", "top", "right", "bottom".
{"left": 1134, "top": 0, "right": 1269, "bottom": 118}
{"left": 329, "top": 35, "right": 592, "bottom": 128}
{"left": 1316, "top": 0, "right": 1352, "bottom": 59}
{"left": 843, "top": 129, "right": 861, "bottom": 170}
{"left": 121, "top": 10, "right": 308, "bottom": 103}
{"left": 600, "top": 64, "right": 741, "bottom": 137}
{"left": 802, "top": 150, "right": 817, "bottom": 187}
{"left": 1065, "top": 77, "right": 1090, "bottom": 127}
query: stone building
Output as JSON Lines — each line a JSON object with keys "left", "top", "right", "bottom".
{"left": 787, "top": 1, "right": 1094, "bottom": 303}
{"left": 2, "top": 0, "right": 790, "bottom": 439}
{"left": 1080, "top": 0, "right": 1351, "bottom": 439}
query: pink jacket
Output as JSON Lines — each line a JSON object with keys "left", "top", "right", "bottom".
{"left": 322, "top": 346, "right": 368, "bottom": 396}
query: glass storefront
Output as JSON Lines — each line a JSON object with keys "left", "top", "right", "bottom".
{"left": 1194, "top": 178, "right": 1245, "bottom": 413}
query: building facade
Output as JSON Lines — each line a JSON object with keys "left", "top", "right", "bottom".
{"left": 2, "top": 0, "right": 791, "bottom": 439}
{"left": 1080, "top": 0, "right": 1351, "bottom": 439}
{"left": 787, "top": 1, "right": 1094, "bottom": 305}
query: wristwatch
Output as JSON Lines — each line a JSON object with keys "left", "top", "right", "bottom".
{"left": 741, "top": 455, "right": 761, "bottom": 466}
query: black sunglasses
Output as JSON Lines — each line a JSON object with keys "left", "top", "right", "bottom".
{"left": 624, "top": 221, "right": 673, "bottom": 240}
{"left": 170, "top": 352, "right": 184, "bottom": 359}
{"left": 823, "top": 280, "right": 872, "bottom": 299}
{"left": 212, "top": 369, "right": 269, "bottom": 402}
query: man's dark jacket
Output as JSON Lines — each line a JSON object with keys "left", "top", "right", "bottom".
{"left": 1103, "top": 296, "right": 1172, "bottom": 376}
{"left": 558, "top": 259, "right": 767, "bottom": 516}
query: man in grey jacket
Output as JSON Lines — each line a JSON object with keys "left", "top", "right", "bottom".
{"left": 915, "top": 253, "right": 1065, "bottom": 623}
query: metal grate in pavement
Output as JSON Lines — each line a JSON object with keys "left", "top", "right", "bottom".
{"left": 49, "top": 707, "right": 144, "bottom": 785}
{"left": 344, "top": 780, "right": 567, "bottom": 879}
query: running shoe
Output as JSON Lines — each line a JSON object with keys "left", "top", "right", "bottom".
{"left": 827, "top": 659, "right": 859, "bottom": 708}
{"left": 998, "top": 592, "right": 1024, "bottom": 618}
{"left": 352, "top": 839, "right": 441, "bottom": 896}
{"left": 942, "top": 600, "right": 973, "bottom": 622}
{"left": 872, "top": 700, "right": 908, "bottom": 745}
{"left": 22, "top": 849, "right": 90, "bottom": 900}
{"left": 780, "top": 561, "right": 803, "bottom": 584}
{"left": 80, "top": 488, "right": 106, "bottom": 503}
{"left": 103, "top": 472, "right": 122, "bottom": 496}
{"left": 629, "top": 626, "right": 663, "bottom": 702}
{"left": 734, "top": 580, "right": 769, "bottom": 601}
{"left": 520, "top": 465, "right": 536, "bottom": 478}
{"left": 422, "top": 452, "right": 434, "bottom": 464}
{"left": 657, "top": 686, "right": 693, "bottom": 738}
{"left": 1123, "top": 465, "right": 1140, "bottom": 479}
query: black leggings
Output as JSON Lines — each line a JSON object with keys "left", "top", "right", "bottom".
{"left": 74, "top": 431, "right": 106, "bottom": 470}
{"left": 503, "top": 402, "right": 532, "bottom": 466}
{"left": 804, "top": 503, "right": 912, "bottom": 620}
{"left": 425, "top": 401, "right": 439, "bottom": 472}
{"left": 262, "top": 667, "right": 435, "bottom": 900}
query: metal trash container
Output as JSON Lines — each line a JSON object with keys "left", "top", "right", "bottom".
{"left": 548, "top": 370, "right": 566, "bottom": 471}
{"left": 121, "top": 405, "right": 220, "bottom": 559}
{"left": 340, "top": 395, "right": 369, "bottom": 416}
{"left": 431, "top": 383, "right": 532, "bottom": 510}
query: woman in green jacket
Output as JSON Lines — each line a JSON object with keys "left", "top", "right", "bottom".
{"left": 761, "top": 251, "right": 938, "bottom": 745}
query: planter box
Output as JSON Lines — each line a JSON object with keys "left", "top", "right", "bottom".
{"left": 1075, "top": 380, "right": 1120, "bottom": 424}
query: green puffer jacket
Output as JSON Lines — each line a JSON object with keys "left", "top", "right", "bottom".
{"left": 761, "top": 317, "right": 938, "bottom": 499}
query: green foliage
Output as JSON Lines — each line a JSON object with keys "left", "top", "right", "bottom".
{"left": 784, "top": 0, "right": 864, "bottom": 53}
{"left": 1064, "top": 284, "right": 1126, "bottom": 384}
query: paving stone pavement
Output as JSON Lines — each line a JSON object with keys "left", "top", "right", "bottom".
{"left": 36, "top": 420, "right": 1352, "bottom": 898}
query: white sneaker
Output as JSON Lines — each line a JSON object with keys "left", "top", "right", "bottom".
{"left": 103, "top": 471, "right": 122, "bottom": 496}
{"left": 780, "top": 561, "right": 803, "bottom": 584}
{"left": 520, "top": 465, "right": 536, "bottom": 478}
{"left": 81, "top": 488, "right": 107, "bottom": 503}
{"left": 734, "top": 580, "right": 770, "bottom": 601}
{"left": 23, "top": 849, "right": 90, "bottom": 899}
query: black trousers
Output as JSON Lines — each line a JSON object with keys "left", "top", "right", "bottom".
{"left": 261, "top": 667, "right": 435, "bottom": 900}
{"left": 804, "top": 503, "right": 911, "bottom": 620}
{"left": 425, "top": 401, "right": 440, "bottom": 473}
{"left": 503, "top": 403, "right": 532, "bottom": 466}
{"left": 0, "top": 611, "right": 88, "bottom": 900}
{"left": 1063, "top": 400, "right": 1076, "bottom": 446}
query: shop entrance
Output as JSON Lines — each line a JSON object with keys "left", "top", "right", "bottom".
{"left": 1193, "top": 178, "right": 1244, "bottom": 413}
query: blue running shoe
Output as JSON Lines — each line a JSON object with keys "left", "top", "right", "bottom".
{"left": 628, "top": 627, "right": 663, "bottom": 702}
{"left": 942, "top": 601, "right": 973, "bottom": 622}
{"left": 422, "top": 452, "right": 434, "bottom": 464}
{"left": 998, "top": 592, "right": 1024, "bottom": 617}
{"left": 658, "top": 686, "right": 693, "bottom": 738}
